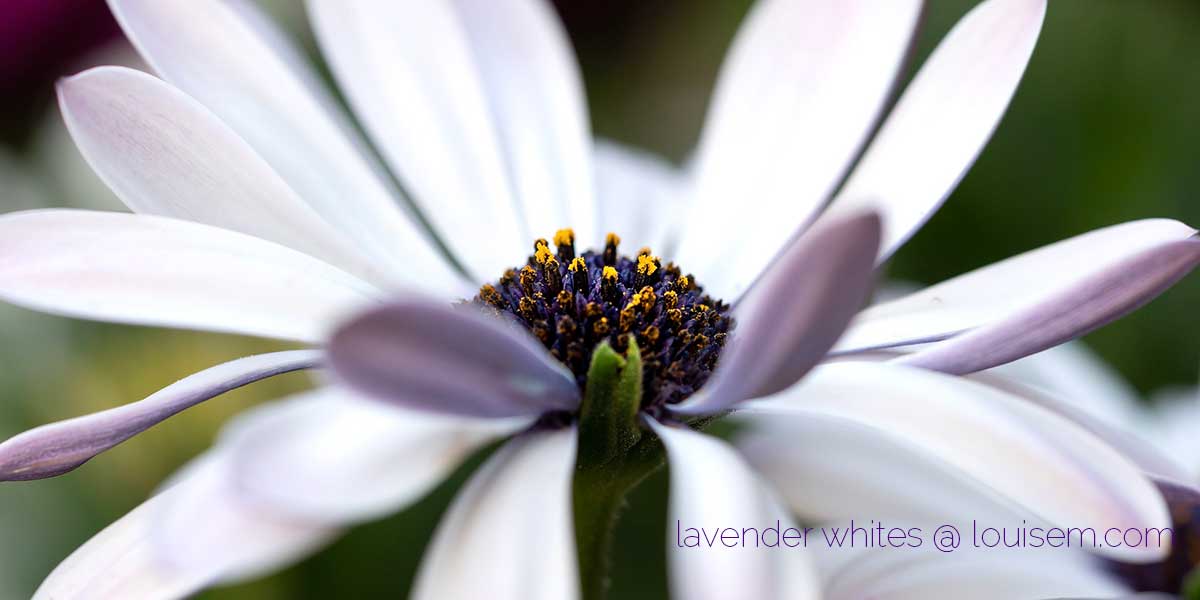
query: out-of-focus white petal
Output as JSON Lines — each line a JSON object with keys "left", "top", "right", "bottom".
{"left": 221, "top": 388, "right": 527, "bottom": 522}
{"left": 736, "top": 411, "right": 1021, "bottom": 526}
{"left": 107, "top": 0, "right": 462, "bottom": 293}
{"left": 592, "top": 140, "right": 686, "bottom": 256}
{"left": 820, "top": 0, "right": 1047, "bottom": 261}
{"left": 151, "top": 452, "right": 339, "bottom": 587}
{"left": 987, "top": 342, "right": 1142, "bottom": 427}
{"left": 678, "top": 0, "right": 922, "bottom": 299}
{"left": 743, "top": 362, "right": 1170, "bottom": 563}
{"left": 1140, "top": 388, "right": 1200, "bottom": 482}
{"left": 308, "top": 0, "right": 528, "bottom": 279}
{"left": 35, "top": 486, "right": 213, "bottom": 600}
{"left": 412, "top": 429, "right": 578, "bottom": 600}
{"left": 58, "top": 67, "right": 392, "bottom": 288}
{"left": 35, "top": 450, "right": 338, "bottom": 599}
{"left": 650, "top": 421, "right": 819, "bottom": 600}
{"left": 0, "top": 210, "right": 376, "bottom": 342}
{"left": 452, "top": 0, "right": 596, "bottom": 249}
{"left": 817, "top": 544, "right": 1128, "bottom": 600}
{"left": 836, "top": 219, "right": 1198, "bottom": 353}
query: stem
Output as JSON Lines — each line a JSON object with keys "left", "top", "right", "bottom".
{"left": 573, "top": 340, "right": 664, "bottom": 600}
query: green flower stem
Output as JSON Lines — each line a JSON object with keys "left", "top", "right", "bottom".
{"left": 573, "top": 340, "right": 665, "bottom": 600}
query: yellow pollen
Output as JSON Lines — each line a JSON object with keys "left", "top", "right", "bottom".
{"left": 637, "top": 246, "right": 652, "bottom": 257}
{"left": 554, "top": 228, "right": 575, "bottom": 247}
{"left": 605, "top": 232, "right": 621, "bottom": 247}
{"left": 637, "top": 255, "right": 659, "bottom": 276}
{"left": 602, "top": 266, "right": 618, "bottom": 281}
{"left": 677, "top": 275, "right": 692, "bottom": 290}
{"left": 534, "top": 242, "right": 553, "bottom": 265}
{"left": 569, "top": 257, "right": 587, "bottom": 272}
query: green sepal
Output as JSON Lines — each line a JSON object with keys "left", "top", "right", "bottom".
{"left": 573, "top": 338, "right": 664, "bottom": 600}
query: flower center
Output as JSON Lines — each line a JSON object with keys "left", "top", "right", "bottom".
{"left": 1107, "top": 482, "right": 1200, "bottom": 595}
{"left": 472, "top": 228, "right": 734, "bottom": 414}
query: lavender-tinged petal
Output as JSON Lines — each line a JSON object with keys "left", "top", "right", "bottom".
{"left": 649, "top": 421, "right": 819, "bottom": 600}
{"left": 328, "top": 300, "right": 579, "bottom": 418}
{"left": 897, "top": 239, "right": 1200, "bottom": 375}
{"left": 412, "top": 429, "right": 578, "bottom": 600}
{"left": 672, "top": 212, "right": 881, "bottom": 416}
{"left": 0, "top": 350, "right": 321, "bottom": 481}
{"left": 836, "top": 219, "right": 1196, "bottom": 354}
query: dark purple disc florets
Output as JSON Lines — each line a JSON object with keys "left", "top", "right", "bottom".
{"left": 471, "top": 229, "right": 734, "bottom": 413}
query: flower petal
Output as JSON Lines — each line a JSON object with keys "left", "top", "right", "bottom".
{"left": 34, "top": 486, "right": 213, "bottom": 600}
{"left": 107, "top": 0, "right": 461, "bottom": 291}
{"left": 58, "top": 66, "right": 390, "bottom": 288}
{"left": 308, "top": 0, "right": 528, "bottom": 278}
{"left": 969, "top": 370, "right": 1195, "bottom": 487}
{"left": 742, "top": 361, "right": 1170, "bottom": 562}
{"left": 0, "top": 350, "right": 320, "bottom": 481}
{"left": 220, "top": 388, "right": 527, "bottom": 522}
{"left": 649, "top": 421, "right": 819, "bottom": 600}
{"left": 836, "top": 219, "right": 1198, "bottom": 353}
{"left": 0, "top": 210, "right": 377, "bottom": 342}
{"left": 592, "top": 140, "right": 687, "bottom": 256}
{"left": 817, "top": 544, "right": 1127, "bottom": 600}
{"left": 897, "top": 238, "right": 1200, "bottom": 374}
{"left": 672, "top": 212, "right": 880, "bottom": 415}
{"left": 328, "top": 299, "right": 579, "bottom": 418}
{"left": 451, "top": 0, "right": 596, "bottom": 249}
{"left": 412, "top": 428, "right": 578, "bottom": 600}
{"left": 677, "top": 0, "right": 923, "bottom": 299}
{"left": 819, "top": 0, "right": 1047, "bottom": 261}
{"left": 151, "top": 452, "right": 339, "bottom": 587}
{"left": 35, "top": 450, "right": 337, "bottom": 599}
{"left": 736, "top": 411, "right": 1023, "bottom": 527}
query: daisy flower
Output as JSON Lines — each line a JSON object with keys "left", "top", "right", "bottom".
{"left": 0, "top": 0, "right": 1197, "bottom": 598}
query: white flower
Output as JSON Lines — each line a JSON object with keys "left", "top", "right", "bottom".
{"left": 0, "top": 0, "right": 1196, "bottom": 598}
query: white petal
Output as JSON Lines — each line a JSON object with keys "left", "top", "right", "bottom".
{"left": 592, "top": 140, "right": 687, "bottom": 256}
{"left": 742, "top": 361, "right": 1170, "bottom": 562}
{"left": 1140, "top": 388, "right": 1200, "bottom": 482}
{"left": 837, "top": 219, "right": 1197, "bottom": 353}
{"left": 308, "top": 0, "right": 528, "bottom": 278}
{"left": 58, "top": 67, "right": 393, "bottom": 288}
{"left": 0, "top": 210, "right": 376, "bottom": 342}
{"left": 973, "top": 371, "right": 1195, "bottom": 487}
{"left": 35, "top": 451, "right": 336, "bottom": 597}
{"left": 736, "top": 411, "right": 1023, "bottom": 527}
{"left": 152, "top": 452, "right": 339, "bottom": 587}
{"left": 677, "top": 0, "right": 923, "bottom": 299}
{"left": 220, "top": 388, "right": 527, "bottom": 522}
{"left": 817, "top": 544, "right": 1127, "bottom": 600}
{"left": 35, "top": 486, "right": 213, "bottom": 600}
{"left": 820, "top": 0, "right": 1047, "bottom": 261}
{"left": 650, "top": 421, "right": 819, "bottom": 600}
{"left": 986, "top": 342, "right": 1143, "bottom": 428}
{"left": 107, "top": 0, "right": 462, "bottom": 292}
{"left": 412, "top": 429, "right": 579, "bottom": 600}
{"left": 452, "top": 0, "right": 596, "bottom": 249}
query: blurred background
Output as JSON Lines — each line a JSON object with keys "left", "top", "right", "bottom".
{"left": 0, "top": 0, "right": 1198, "bottom": 597}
